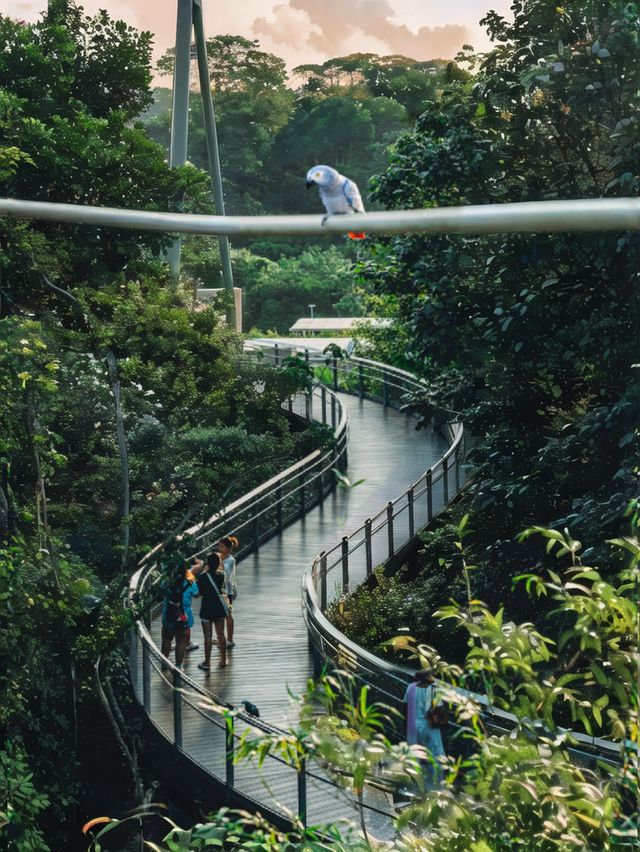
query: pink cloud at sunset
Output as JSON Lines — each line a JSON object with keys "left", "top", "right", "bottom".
{"left": 1, "top": 1, "right": 514, "bottom": 71}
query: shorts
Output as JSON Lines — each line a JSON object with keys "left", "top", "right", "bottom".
{"left": 162, "top": 624, "right": 191, "bottom": 642}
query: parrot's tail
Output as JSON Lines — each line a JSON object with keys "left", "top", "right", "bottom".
{"left": 348, "top": 232, "right": 366, "bottom": 240}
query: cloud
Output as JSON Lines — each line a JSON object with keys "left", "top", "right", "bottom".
{"left": 253, "top": 0, "right": 470, "bottom": 61}
{"left": 253, "top": 3, "right": 321, "bottom": 46}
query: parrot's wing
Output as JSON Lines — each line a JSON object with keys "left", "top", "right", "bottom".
{"left": 342, "top": 178, "right": 365, "bottom": 213}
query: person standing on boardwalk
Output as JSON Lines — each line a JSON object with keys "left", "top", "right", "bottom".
{"left": 217, "top": 536, "right": 238, "bottom": 648}
{"left": 195, "top": 551, "right": 228, "bottom": 670}
{"left": 404, "top": 669, "right": 445, "bottom": 787}
{"left": 160, "top": 562, "right": 199, "bottom": 669}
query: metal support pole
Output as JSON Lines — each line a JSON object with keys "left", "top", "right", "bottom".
{"left": 427, "top": 469, "right": 433, "bottom": 522}
{"left": 331, "top": 394, "right": 336, "bottom": 430}
{"left": 276, "top": 484, "right": 283, "bottom": 532}
{"left": 443, "top": 457, "right": 449, "bottom": 504}
{"left": 297, "top": 758, "right": 307, "bottom": 826}
{"left": 321, "top": 385, "right": 327, "bottom": 424}
{"left": 142, "top": 641, "right": 150, "bottom": 713}
{"left": 365, "top": 518, "right": 372, "bottom": 576}
{"left": 382, "top": 370, "right": 389, "bottom": 407}
{"left": 274, "top": 343, "right": 280, "bottom": 367}
{"left": 408, "top": 487, "right": 415, "bottom": 538}
{"left": 455, "top": 446, "right": 461, "bottom": 491}
{"left": 320, "top": 552, "right": 327, "bottom": 611}
{"left": 166, "top": 0, "right": 193, "bottom": 275}
{"left": 358, "top": 362, "right": 364, "bottom": 399}
{"left": 341, "top": 536, "right": 349, "bottom": 591}
{"left": 173, "top": 669, "right": 183, "bottom": 748}
{"left": 192, "top": 0, "right": 235, "bottom": 327}
{"left": 332, "top": 358, "right": 338, "bottom": 391}
{"left": 226, "top": 716, "right": 235, "bottom": 789}
{"left": 387, "top": 501, "right": 394, "bottom": 557}
{"left": 305, "top": 389, "right": 311, "bottom": 421}
{"left": 300, "top": 471, "right": 306, "bottom": 516}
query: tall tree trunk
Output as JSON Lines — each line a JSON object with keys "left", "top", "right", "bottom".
{"left": 26, "top": 385, "right": 60, "bottom": 588}
{"left": 106, "top": 350, "right": 130, "bottom": 570}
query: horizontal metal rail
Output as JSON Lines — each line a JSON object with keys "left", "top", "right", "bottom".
{"left": 2, "top": 196, "right": 640, "bottom": 237}
{"left": 128, "top": 360, "right": 422, "bottom": 827}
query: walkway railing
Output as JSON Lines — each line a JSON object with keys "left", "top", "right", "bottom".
{"left": 128, "top": 350, "right": 462, "bottom": 826}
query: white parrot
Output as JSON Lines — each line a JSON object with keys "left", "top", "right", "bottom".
{"left": 305, "top": 164, "right": 366, "bottom": 239}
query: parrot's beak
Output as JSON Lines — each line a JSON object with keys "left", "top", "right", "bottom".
{"left": 306, "top": 180, "right": 315, "bottom": 189}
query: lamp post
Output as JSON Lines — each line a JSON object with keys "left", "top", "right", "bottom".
{"left": 168, "top": 0, "right": 235, "bottom": 327}
{"left": 308, "top": 304, "right": 316, "bottom": 319}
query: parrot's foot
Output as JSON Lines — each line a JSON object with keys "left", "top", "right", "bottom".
{"left": 321, "top": 213, "right": 330, "bottom": 226}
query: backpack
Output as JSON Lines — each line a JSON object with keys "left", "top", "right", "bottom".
{"left": 426, "top": 703, "right": 449, "bottom": 728}
{"left": 166, "top": 579, "right": 188, "bottom": 628}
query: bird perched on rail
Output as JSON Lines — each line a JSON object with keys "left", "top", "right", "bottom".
{"left": 306, "top": 164, "right": 366, "bottom": 240}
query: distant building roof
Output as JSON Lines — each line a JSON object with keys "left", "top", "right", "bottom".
{"left": 246, "top": 337, "right": 356, "bottom": 358}
{"left": 289, "top": 317, "right": 391, "bottom": 333}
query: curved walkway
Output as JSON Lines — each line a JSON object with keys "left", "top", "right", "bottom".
{"left": 149, "top": 393, "right": 446, "bottom": 720}
{"left": 142, "top": 390, "right": 447, "bottom": 823}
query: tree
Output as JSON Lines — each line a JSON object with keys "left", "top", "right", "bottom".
{"left": 360, "top": 0, "right": 639, "bottom": 559}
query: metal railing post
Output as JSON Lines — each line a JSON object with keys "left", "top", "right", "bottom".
{"left": 427, "top": 469, "right": 433, "bottom": 522}
{"left": 332, "top": 357, "right": 338, "bottom": 391}
{"left": 320, "top": 551, "right": 327, "bottom": 611}
{"left": 226, "top": 716, "right": 235, "bottom": 790}
{"left": 341, "top": 536, "right": 349, "bottom": 591}
{"left": 288, "top": 395, "right": 293, "bottom": 415}
{"left": 276, "top": 484, "right": 283, "bottom": 532}
{"left": 298, "top": 758, "right": 307, "bottom": 827}
{"left": 173, "top": 669, "right": 183, "bottom": 749}
{"left": 387, "top": 501, "right": 394, "bottom": 557}
{"left": 142, "top": 640, "right": 150, "bottom": 713}
{"left": 455, "top": 446, "right": 461, "bottom": 491}
{"left": 408, "top": 487, "right": 415, "bottom": 538}
{"left": 331, "top": 394, "right": 337, "bottom": 430}
{"left": 300, "top": 471, "right": 306, "bottom": 516}
{"left": 305, "top": 389, "right": 311, "bottom": 421}
{"left": 382, "top": 370, "right": 389, "bottom": 407}
{"left": 321, "top": 385, "right": 327, "bottom": 423}
{"left": 365, "top": 518, "right": 372, "bottom": 576}
{"left": 443, "top": 457, "right": 449, "bottom": 504}
{"left": 253, "top": 513, "right": 259, "bottom": 552}
{"left": 274, "top": 343, "right": 280, "bottom": 367}
{"left": 358, "top": 362, "right": 364, "bottom": 399}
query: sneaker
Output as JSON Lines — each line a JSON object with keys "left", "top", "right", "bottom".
{"left": 186, "top": 642, "right": 199, "bottom": 652}
{"left": 227, "top": 641, "right": 235, "bottom": 648}
{"left": 197, "top": 661, "right": 210, "bottom": 672}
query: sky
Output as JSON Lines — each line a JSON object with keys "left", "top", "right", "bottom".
{"left": 3, "top": 1, "right": 513, "bottom": 73}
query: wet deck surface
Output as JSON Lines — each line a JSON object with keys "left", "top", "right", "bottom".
{"left": 143, "top": 391, "right": 448, "bottom": 831}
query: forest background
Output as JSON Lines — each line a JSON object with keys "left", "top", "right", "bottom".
{"left": 0, "top": 0, "right": 638, "bottom": 849}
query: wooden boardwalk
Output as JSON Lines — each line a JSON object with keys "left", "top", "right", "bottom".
{"left": 145, "top": 391, "right": 448, "bottom": 829}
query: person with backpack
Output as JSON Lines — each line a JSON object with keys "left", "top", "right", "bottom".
{"left": 195, "top": 551, "right": 228, "bottom": 671}
{"left": 404, "top": 669, "right": 446, "bottom": 787}
{"left": 160, "top": 561, "right": 199, "bottom": 669}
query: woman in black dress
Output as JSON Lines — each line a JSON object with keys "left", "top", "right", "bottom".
{"left": 196, "top": 552, "right": 228, "bottom": 670}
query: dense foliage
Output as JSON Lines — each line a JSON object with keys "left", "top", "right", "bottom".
{"left": 0, "top": 6, "right": 317, "bottom": 848}
{"left": 350, "top": 0, "right": 640, "bottom": 638}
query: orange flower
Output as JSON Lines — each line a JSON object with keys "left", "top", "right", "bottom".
{"left": 82, "top": 816, "right": 111, "bottom": 834}
{"left": 348, "top": 232, "right": 366, "bottom": 240}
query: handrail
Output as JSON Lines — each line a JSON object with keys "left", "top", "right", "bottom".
{"left": 127, "top": 349, "right": 461, "bottom": 828}
{"left": 2, "top": 196, "right": 640, "bottom": 236}
{"left": 127, "top": 348, "right": 626, "bottom": 835}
